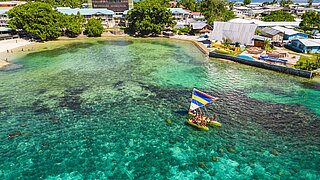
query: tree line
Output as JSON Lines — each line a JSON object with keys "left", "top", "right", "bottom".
{"left": 7, "top": 2, "right": 104, "bottom": 41}
{"left": 126, "top": 0, "right": 235, "bottom": 36}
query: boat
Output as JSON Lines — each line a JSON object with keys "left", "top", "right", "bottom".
{"left": 185, "top": 88, "right": 221, "bottom": 130}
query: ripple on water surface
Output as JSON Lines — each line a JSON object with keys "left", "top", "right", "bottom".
{"left": 0, "top": 38, "right": 319, "bottom": 179}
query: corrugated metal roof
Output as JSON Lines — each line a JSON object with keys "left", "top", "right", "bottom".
{"left": 272, "top": 26, "right": 304, "bottom": 36}
{"left": 0, "top": 27, "right": 11, "bottom": 32}
{"left": 192, "top": 22, "right": 208, "bottom": 30}
{"left": 210, "top": 22, "right": 257, "bottom": 45}
{"left": 0, "top": 8, "right": 10, "bottom": 15}
{"left": 298, "top": 39, "right": 320, "bottom": 47}
{"left": 168, "top": 8, "right": 190, "bottom": 15}
{"left": 57, "top": 8, "right": 114, "bottom": 16}
{"left": 261, "top": 27, "right": 282, "bottom": 36}
{"left": 252, "top": 35, "right": 271, "bottom": 41}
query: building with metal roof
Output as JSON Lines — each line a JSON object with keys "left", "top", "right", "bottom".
{"left": 168, "top": 8, "right": 190, "bottom": 24}
{"left": 57, "top": 8, "right": 115, "bottom": 28}
{"left": 210, "top": 22, "right": 257, "bottom": 45}
{"left": 288, "top": 39, "right": 320, "bottom": 53}
{"left": 260, "top": 27, "right": 284, "bottom": 42}
{"left": 0, "top": 8, "right": 10, "bottom": 27}
{"left": 272, "top": 26, "right": 308, "bottom": 40}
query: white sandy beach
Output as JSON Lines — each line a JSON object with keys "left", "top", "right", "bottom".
{"left": 0, "top": 38, "right": 33, "bottom": 53}
{"left": 0, "top": 38, "right": 33, "bottom": 68}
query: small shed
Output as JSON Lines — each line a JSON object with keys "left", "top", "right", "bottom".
{"left": 252, "top": 35, "right": 271, "bottom": 47}
{"left": 260, "top": 27, "right": 284, "bottom": 42}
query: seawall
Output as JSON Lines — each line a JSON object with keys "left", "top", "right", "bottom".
{"left": 209, "top": 52, "right": 313, "bottom": 78}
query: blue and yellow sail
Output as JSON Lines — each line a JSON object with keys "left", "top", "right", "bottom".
{"left": 189, "top": 88, "right": 218, "bottom": 111}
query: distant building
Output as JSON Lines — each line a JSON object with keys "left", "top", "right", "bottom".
{"left": 260, "top": 27, "right": 284, "bottom": 42}
{"left": 0, "top": 2, "right": 17, "bottom": 7}
{"left": 288, "top": 39, "right": 320, "bottom": 53}
{"left": 168, "top": 8, "right": 190, "bottom": 24}
{"left": 190, "top": 12, "right": 204, "bottom": 20}
{"left": 0, "top": 9, "right": 10, "bottom": 27}
{"left": 57, "top": 8, "right": 115, "bottom": 28}
{"left": 272, "top": 26, "right": 308, "bottom": 40}
{"left": 89, "top": 0, "right": 133, "bottom": 13}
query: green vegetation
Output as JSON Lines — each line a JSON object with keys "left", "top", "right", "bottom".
{"left": 299, "top": 11, "right": 320, "bottom": 32}
{"left": 307, "top": 0, "right": 313, "bottom": 7}
{"left": 8, "top": 2, "right": 62, "bottom": 41}
{"left": 201, "top": 0, "right": 235, "bottom": 24}
{"left": 263, "top": 11, "right": 295, "bottom": 22}
{"left": 279, "top": 0, "right": 293, "bottom": 8}
{"left": 243, "top": 0, "right": 251, "bottom": 6}
{"left": 294, "top": 55, "right": 320, "bottom": 71}
{"left": 126, "top": 0, "right": 174, "bottom": 36}
{"left": 62, "top": 12, "right": 85, "bottom": 37}
{"left": 31, "top": 0, "right": 85, "bottom": 8}
{"left": 85, "top": 18, "right": 104, "bottom": 37}
{"left": 172, "top": 26, "right": 191, "bottom": 35}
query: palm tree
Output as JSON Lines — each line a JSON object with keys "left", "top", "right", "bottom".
{"left": 308, "top": 0, "right": 313, "bottom": 8}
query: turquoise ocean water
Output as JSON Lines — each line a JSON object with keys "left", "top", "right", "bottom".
{"left": 0, "top": 39, "right": 319, "bottom": 179}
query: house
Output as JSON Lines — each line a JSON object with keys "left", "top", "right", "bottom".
{"left": 191, "top": 22, "right": 212, "bottom": 36}
{"left": 288, "top": 39, "right": 320, "bottom": 53}
{"left": 294, "top": 7, "right": 314, "bottom": 17}
{"left": 252, "top": 35, "right": 271, "bottom": 47}
{"left": 210, "top": 22, "right": 257, "bottom": 45}
{"left": 260, "top": 27, "right": 284, "bottom": 42}
{"left": 168, "top": 8, "right": 190, "bottom": 23}
{"left": 0, "top": 9, "right": 10, "bottom": 27}
{"left": 233, "top": 6, "right": 254, "bottom": 17}
{"left": 190, "top": 12, "right": 204, "bottom": 19}
{"left": 272, "top": 26, "right": 308, "bottom": 40}
{"left": 57, "top": 8, "right": 115, "bottom": 28}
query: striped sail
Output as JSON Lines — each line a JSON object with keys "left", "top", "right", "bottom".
{"left": 189, "top": 88, "right": 218, "bottom": 111}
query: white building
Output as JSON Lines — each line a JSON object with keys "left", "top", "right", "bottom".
{"left": 57, "top": 8, "right": 115, "bottom": 28}
{"left": 0, "top": 8, "right": 10, "bottom": 27}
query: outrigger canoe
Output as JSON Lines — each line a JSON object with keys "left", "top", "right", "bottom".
{"left": 186, "top": 88, "right": 222, "bottom": 130}
{"left": 186, "top": 118, "right": 209, "bottom": 131}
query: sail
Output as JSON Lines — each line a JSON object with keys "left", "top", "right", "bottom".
{"left": 189, "top": 88, "right": 218, "bottom": 111}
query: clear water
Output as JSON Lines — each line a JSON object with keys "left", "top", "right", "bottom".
{"left": 0, "top": 38, "right": 319, "bottom": 179}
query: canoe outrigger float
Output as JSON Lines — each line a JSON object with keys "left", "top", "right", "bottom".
{"left": 186, "top": 88, "right": 221, "bottom": 130}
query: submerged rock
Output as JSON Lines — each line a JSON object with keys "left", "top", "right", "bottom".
{"left": 227, "top": 146, "right": 236, "bottom": 153}
{"left": 271, "top": 149, "right": 280, "bottom": 156}
{"left": 8, "top": 130, "right": 21, "bottom": 138}
{"left": 212, "top": 156, "right": 219, "bottom": 162}
{"left": 49, "top": 117, "right": 60, "bottom": 123}
{"left": 20, "top": 123, "right": 27, "bottom": 127}
{"left": 217, "top": 148, "right": 224, "bottom": 153}
{"left": 166, "top": 119, "right": 172, "bottom": 124}
{"left": 199, "top": 162, "right": 206, "bottom": 168}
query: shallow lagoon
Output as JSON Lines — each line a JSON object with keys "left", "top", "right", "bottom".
{"left": 0, "top": 38, "right": 319, "bottom": 179}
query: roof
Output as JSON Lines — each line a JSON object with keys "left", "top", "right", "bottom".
{"left": 192, "top": 22, "right": 209, "bottom": 30}
{"left": 229, "top": 18, "right": 262, "bottom": 24}
{"left": 210, "top": 22, "right": 257, "bottom": 45}
{"left": 0, "top": 27, "right": 11, "bottom": 32}
{"left": 57, "top": 8, "right": 114, "bottom": 16}
{"left": 257, "top": 21, "right": 300, "bottom": 27}
{"left": 261, "top": 27, "right": 282, "bottom": 36}
{"left": 272, "top": 26, "right": 304, "bottom": 36}
{"left": 297, "top": 39, "right": 320, "bottom": 47}
{"left": 168, "top": 8, "right": 190, "bottom": 15}
{"left": 191, "top": 12, "right": 201, "bottom": 15}
{"left": 252, "top": 35, "right": 271, "bottom": 41}
{"left": 0, "top": 8, "right": 10, "bottom": 14}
